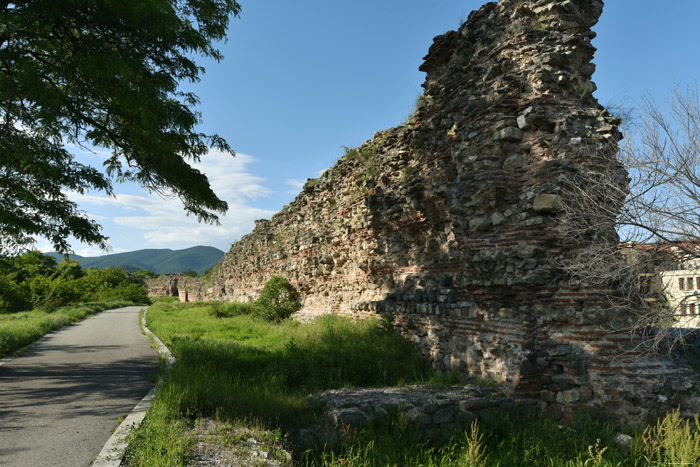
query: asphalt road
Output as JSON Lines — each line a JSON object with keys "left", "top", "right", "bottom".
{"left": 0, "top": 306, "right": 160, "bottom": 467}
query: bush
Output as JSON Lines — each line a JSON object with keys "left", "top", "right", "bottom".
{"left": 0, "top": 276, "right": 30, "bottom": 312}
{"left": 43, "top": 277, "right": 83, "bottom": 310}
{"left": 254, "top": 276, "right": 301, "bottom": 322}
{"left": 101, "top": 282, "right": 150, "bottom": 304}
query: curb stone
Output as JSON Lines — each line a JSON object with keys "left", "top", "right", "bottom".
{"left": 91, "top": 308, "right": 176, "bottom": 467}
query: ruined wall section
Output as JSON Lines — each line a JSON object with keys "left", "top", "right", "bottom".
{"left": 184, "top": 0, "right": 700, "bottom": 424}
{"left": 144, "top": 276, "right": 179, "bottom": 297}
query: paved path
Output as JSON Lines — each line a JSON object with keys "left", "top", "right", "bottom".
{"left": 0, "top": 306, "right": 160, "bottom": 467}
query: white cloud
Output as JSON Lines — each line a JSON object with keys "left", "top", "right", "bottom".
{"left": 86, "top": 212, "right": 108, "bottom": 221}
{"left": 285, "top": 178, "right": 306, "bottom": 190}
{"left": 67, "top": 149, "right": 277, "bottom": 251}
{"left": 37, "top": 243, "right": 54, "bottom": 253}
{"left": 74, "top": 246, "right": 128, "bottom": 257}
{"left": 64, "top": 142, "right": 112, "bottom": 159}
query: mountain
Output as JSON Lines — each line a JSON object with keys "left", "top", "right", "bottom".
{"left": 46, "top": 246, "right": 224, "bottom": 275}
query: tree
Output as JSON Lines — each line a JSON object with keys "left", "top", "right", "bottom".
{"left": 561, "top": 84, "right": 700, "bottom": 353}
{"left": 54, "top": 259, "right": 85, "bottom": 281}
{"left": 0, "top": 0, "right": 241, "bottom": 255}
{"left": 182, "top": 268, "right": 198, "bottom": 277}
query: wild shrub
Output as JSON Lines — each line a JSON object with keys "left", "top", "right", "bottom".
{"left": 254, "top": 276, "right": 301, "bottom": 322}
{"left": 633, "top": 408, "right": 700, "bottom": 464}
{"left": 97, "top": 282, "right": 150, "bottom": 304}
{"left": 0, "top": 277, "right": 30, "bottom": 312}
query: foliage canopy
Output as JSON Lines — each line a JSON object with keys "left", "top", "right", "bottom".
{"left": 0, "top": 251, "right": 151, "bottom": 312}
{"left": 0, "top": 0, "right": 241, "bottom": 254}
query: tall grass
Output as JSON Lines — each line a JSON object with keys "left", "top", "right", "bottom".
{"left": 126, "top": 301, "right": 700, "bottom": 466}
{"left": 125, "top": 301, "right": 435, "bottom": 465}
{"left": 143, "top": 301, "right": 433, "bottom": 426}
{"left": 0, "top": 300, "right": 132, "bottom": 357}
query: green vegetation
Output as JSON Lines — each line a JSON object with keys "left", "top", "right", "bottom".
{"left": 44, "top": 246, "right": 224, "bottom": 276}
{"left": 254, "top": 276, "right": 302, "bottom": 322}
{"left": 125, "top": 299, "right": 700, "bottom": 466}
{"left": 208, "top": 276, "right": 301, "bottom": 322}
{"left": 341, "top": 144, "right": 381, "bottom": 184}
{"left": 402, "top": 93, "right": 427, "bottom": 126}
{"left": 634, "top": 410, "right": 700, "bottom": 465}
{"left": 0, "top": 251, "right": 150, "bottom": 312}
{"left": 1, "top": 0, "right": 241, "bottom": 255}
{"left": 303, "top": 404, "right": 700, "bottom": 466}
{"left": 0, "top": 250, "right": 152, "bottom": 358}
{"left": 0, "top": 300, "right": 132, "bottom": 358}
{"left": 124, "top": 300, "right": 434, "bottom": 464}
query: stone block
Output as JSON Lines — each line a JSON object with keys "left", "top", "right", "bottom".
{"left": 432, "top": 408, "right": 454, "bottom": 424}
{"left": 334, "top": 408, "right": 368, "bottom": 428}
{"left": 533, "top": 194, "right": 563, "bottom": 212}
{"left": 493, "top": 127, "right": 523, "bottom": 142}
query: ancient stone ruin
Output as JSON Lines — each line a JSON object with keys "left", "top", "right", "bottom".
{"left": 170, "top": 0, "right": 700, "bottom": 424}
{"left": 144, "top": 275, "right": 179, "bottom": 298}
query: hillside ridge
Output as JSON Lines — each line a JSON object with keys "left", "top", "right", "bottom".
{"left": 46, "top": 245, "right": 224, "bottom": 275}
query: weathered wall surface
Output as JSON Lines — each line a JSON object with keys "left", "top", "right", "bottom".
{"left": 144, "top": 276, "right": 179, "bottom": 297}
{"left": 183, "top": 0, "right": 700, "bottom": 423}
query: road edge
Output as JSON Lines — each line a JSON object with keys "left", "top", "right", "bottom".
{"left": 91, "top": 308, "right": 176, "bottom": 467}
{"left": 0, "top": 332, "right": 55, "bottom": 366}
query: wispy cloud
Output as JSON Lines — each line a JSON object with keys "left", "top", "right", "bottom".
{"left": 67, "top": 149, "right": 276, "bottom": 251}
{"left": 74, "top": 246, "right": 129, "bottom": 257}
{"left": 285, "top": 178, "right": 305, "bottom": 190}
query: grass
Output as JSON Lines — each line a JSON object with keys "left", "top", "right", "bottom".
{"left": 141, "top": 301, "right": 433, "bottom": 425}
{"left": 0, "top": 300, "right": 133, "bottom": 358}
{"left": 124, "top": 300, "right": 436, "bottom": 465}
{"left": 125, "top": 300, "right": 700, "bottom": 466}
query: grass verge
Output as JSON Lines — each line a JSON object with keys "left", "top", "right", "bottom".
{"left": 0, "top": 300, "right": 133, "bottom": 358}
{"left": 125, "top": 301, "right": 700, "bottom": 466}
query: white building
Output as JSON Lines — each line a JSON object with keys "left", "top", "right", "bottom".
{"left": 660, "top": 261, "right": 700, "bottom": 328}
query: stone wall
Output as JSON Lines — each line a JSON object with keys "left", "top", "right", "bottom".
{"left": 182, "top": 0, "right": 700, "bottom": 424}
{"left": 144, "top": 275, "right": 179, "bottom": 297}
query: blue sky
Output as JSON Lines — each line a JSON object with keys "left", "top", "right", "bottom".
{"left": 47, "top": 0, "right": 700, "bottom": 256}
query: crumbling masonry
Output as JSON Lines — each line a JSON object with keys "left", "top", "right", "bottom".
{"left": 171, "top": 0, "right": 700, "bottom": 424}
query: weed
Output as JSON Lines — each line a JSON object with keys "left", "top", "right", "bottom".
{"left": 401, "top": 165, "right": 418, "bottom": 183}
{"left": 569, "top": 71, "right": 593, "bottom": 99}
{"left": 209, "top": 301, "right": 258, "bottom": 318}
{"left": 463, "top": 420, "right": 489, "bottom": 467}
{"left": 585, "top": 438, "right": 608, "bottom": 466}
{"left": 633, "top": 408, "right": 700, "bottom": 465}
{"left": 430, "top": 370, "right": 466, "bottom": 387}
{"left": 473, "top": 376, "right": 501, "bottom": 388}
{"left": 402, "top": 94, "right": 427, "bottom": 126}
{"left": 341, "top": 145, "right": 381, "bottom": 183}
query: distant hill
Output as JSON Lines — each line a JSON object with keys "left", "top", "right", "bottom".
{"left": 46, "top": 246, "right": 224, "bottom": 275}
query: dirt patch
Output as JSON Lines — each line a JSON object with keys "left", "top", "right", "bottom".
{"left": 190, "top": 418, "right": 292, "bottom": 466}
